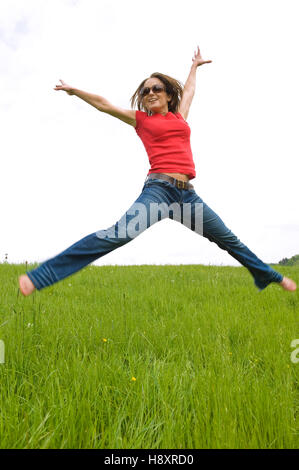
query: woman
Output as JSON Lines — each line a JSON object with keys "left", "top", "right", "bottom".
{"left": 19, "top": 47, "right": 296, "bottom": 295}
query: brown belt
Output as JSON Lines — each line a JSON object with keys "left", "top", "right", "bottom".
{"left": 146, "top": 173, "right": 194, "bottom": 190}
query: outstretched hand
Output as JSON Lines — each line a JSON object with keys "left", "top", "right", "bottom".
{"left": 54, "top": 79, "right": 74, "bottom": 95}
{"left": 192, "top": 46, "right": 212, "bottom": 67}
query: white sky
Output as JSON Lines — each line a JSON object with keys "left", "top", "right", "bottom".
{"left": 1, "top": 0, "right": 298, "bottom": 267}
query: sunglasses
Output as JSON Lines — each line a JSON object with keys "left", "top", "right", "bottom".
{"left": 140, "top": 84, "right": 165, "bottom": 97}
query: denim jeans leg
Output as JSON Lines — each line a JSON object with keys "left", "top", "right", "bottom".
{"left": 181, "top": 190, "right": 283, "bottom": 290}
{"left": 26, "top": 181, "right": 177, "bottom": 290}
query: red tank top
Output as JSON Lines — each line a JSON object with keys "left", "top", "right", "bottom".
{"left": 134, "top": 110, "right": 196, "bottom": 180}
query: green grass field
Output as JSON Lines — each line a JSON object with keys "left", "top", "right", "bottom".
{"left": 0, "top": 263, "right": 298, "bottom": 449}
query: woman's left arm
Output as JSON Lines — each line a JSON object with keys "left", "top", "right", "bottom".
{"left": 179, "top": 46, "right": 212, "bottom": 120}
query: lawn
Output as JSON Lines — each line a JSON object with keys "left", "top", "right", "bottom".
{"left": 0, "top": 263, "right": 298, "bottom": 448}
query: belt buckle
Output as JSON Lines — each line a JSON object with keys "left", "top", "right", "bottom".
{"left": 177, "top": 180, "right": 186, "bottom": 190}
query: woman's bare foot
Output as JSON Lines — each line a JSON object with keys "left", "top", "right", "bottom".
{"left": 279, "top": 277, "right": 297, "bottom": 292}
{"left": 19, "top": 275, "right": 36, "bottom": 296}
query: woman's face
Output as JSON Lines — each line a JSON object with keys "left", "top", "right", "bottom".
{"left": 141, "top": 77, "right": 171, "bottom": 115}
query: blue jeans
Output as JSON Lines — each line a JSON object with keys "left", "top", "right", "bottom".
{"left": 26, "top": 177, "right": 283, "bottom": 291}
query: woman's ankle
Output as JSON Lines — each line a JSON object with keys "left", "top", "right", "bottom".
{"left": 279, "top": 277, "right": 297, "bottom": 292}
{"left": 19, "top": 274, "right": 36, "bottom": 296}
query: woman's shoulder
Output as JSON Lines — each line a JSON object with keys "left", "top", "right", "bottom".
{"left": 173, "top": 111, "right": 185, "bottom": 119}
{"left": 170, "top": 111, "right": 189, "bottom": 124}
{"left": 135, "top": 110, "right": 149, "bottom": 131}
{"left": 135, "top": 110, "right": 148, "bottom": 119}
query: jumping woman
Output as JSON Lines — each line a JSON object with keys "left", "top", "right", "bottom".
{"left": 19, "top": 46, "right": 296, "bottom": 295}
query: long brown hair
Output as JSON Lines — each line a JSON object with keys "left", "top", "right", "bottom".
{"left": 130, "top": 72, "right": 184, "bottom": 115}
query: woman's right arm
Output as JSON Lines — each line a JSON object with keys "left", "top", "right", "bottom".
{"left": 54, "top": 80, "right": 136, "bottom": 127}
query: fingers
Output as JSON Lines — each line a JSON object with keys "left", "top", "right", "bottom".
{"left": 194, "top": 45, "right": 200, "bottom": 56}
{"left": 54, "top": 79, "right": 66, "bottom": 90}
{"left": 192, "top": 45, "right": 212, "bottom": 65}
